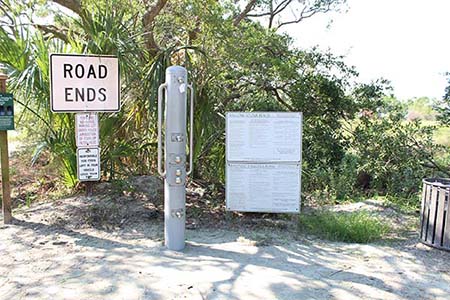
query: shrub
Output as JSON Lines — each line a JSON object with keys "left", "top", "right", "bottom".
{"left": 351, "top": 102, "right": 447, "bottom": 198}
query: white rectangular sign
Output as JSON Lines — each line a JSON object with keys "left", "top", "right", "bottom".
{"left": 226, "top": 112, "right": 302, "bottom": 162}
{"left": 76, "top": 113, "right": 99, "bottom": 147}
{"left": 50, "top": 54, "right": 120, "bottom": 112}
{"left": 226, "top": 163, "right": 301, "bottom": 213}
{"left": 77, "top": 148, "right": 101, "bottom": 181}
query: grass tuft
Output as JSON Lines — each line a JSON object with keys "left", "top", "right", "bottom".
{"left": 298, "top": 210, "right": 390, "bottom": 243}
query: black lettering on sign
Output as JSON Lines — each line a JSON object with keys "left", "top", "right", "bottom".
{"left": 63, "top": 63, "right": 108, "bottom": 79}
{"left": 75, "top": 88, "right": 84, "bottom": 101}
{"left": 68, "top": 88, "right": 109, "bottom": 102}
{"left": 75, "top": 64, "right": 85, "bottom": 78}
{"left": 87, "top": 88, "right": 96, "bottom": 102}
{"left": 65, "top": 88, "right": 73, "bottom": 101}
{"left": 63, "top": 64, "right": 73, "bottom": 78}
{"left": 98, "top": 88, "right": 106, "bottom": 102}
{"left": 62, "top": 62, "right": 111, "bottom": 102}
{"left": 87, "top": 65, "right": 96, "bottom": 79}
{"left": 99, "top": 65, "right": 107, "bottom": 78}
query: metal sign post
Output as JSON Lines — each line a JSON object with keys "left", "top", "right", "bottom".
{"left": 157, "top": 66, "right": 194, "bottom": 251}
{"left": 0, "top": 71, "right": 12, "bottom": 224}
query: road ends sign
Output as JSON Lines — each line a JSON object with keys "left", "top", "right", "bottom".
{"left": 50, "top": 54, "right": 120, "bottom": 113}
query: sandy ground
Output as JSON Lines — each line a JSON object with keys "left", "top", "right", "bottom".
{"left": 1, "top": 196, "right": 450, "bottom": 300}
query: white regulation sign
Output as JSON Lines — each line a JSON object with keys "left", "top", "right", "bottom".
{"left": 226, "top": 112, "right": 302, "bottom": 162}
{"left": 77, "top": 148, "right": 101, "bottom": 181}
{"left": 226, "top": 163, "right": 301, "bottom": 213}
{"left": 226, "top": 112, "right": 302, "bottom": 213}
{"left": 76, "top": 113, "right": 99, "bottom": 147}
{"left": 50, "top": 54, "right": 120, "bottom": 112}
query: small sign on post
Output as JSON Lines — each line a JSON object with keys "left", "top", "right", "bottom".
{"left": 0, "top": 93, "right": 14, "bottom": 131}
{"left": 77, "top": 148, "right": 100, "bottom": 181}
{"left": 75, "top": 113, "right": 100, "bottom": 194}
{"left": 76, "top": 113, "right": 99, "bottom": 147}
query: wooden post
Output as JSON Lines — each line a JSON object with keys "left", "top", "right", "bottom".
{"left": 0, "top": 72, "right": 12, "bottom": 224}
{"left": 85, "top": 182, "right": 93, "bottom": 197}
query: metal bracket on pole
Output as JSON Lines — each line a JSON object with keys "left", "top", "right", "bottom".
{"left": 187, "top": 84, "right": 194, "bottom": 176}
{"left": 157, "top": 83, "right": 167, "bottom": 178}
{"left": 157, "top": 66, "right": 194, "bottom": 251}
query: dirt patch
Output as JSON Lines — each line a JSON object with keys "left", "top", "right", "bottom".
{"left": 1, "top": 152, "right": 448, "bottom": 299}
{"left": 13, "top": 175, "right": 295, "bottom": 235}
{"left": 5, "top": 148, "right": 71, "bottom": 208}
{"left": 1, "top": 198, "right": 450, "bottom": 300}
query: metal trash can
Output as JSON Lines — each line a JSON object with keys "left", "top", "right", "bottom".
{"left": 420, "top": 178, "right": 450, "bottom": 250}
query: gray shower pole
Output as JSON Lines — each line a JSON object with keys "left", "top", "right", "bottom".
{"left": 157, "top": 66, "right": 194, "bottom": 251}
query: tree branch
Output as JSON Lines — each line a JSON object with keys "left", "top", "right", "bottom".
{"left": 275, "top": 2, "right": 334, "bottom": 30}
{"left": 271, "top": 88, "right": 295, "bottom": 111}
{"left": 35, "top": 24, "right": 69, "bottom": 42}
{"left": 188, "top": 16, "right": 201, "bottom": 43}
{"left": 233, "top": 0, "right": 258, "bottom": 26}
{"left": 51, "top": 0, "right": 82, "bottom": 15}
{"left": 407, "top": 134, "right": 450, "bottom": 177}
{"left": 244, "top": 0, "right": 343, "bottom": 30}
{"left": 273, "top": 0, "right": 292, "bottom": 15}
{"left": 142, "top": 0, "right": 168, "bottom": 56}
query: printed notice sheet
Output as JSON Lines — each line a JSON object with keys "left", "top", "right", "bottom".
{"left": 76, "top": 113, "right": 99, "bottom": 147}
{"left": 226, "top": 163, "right": 301, "bottom": 213}
{"left": 226, "top": 112, "right": 302, "bottom": 162}
{"left": 77, "top": 148, "right": 100, "bottom": 181}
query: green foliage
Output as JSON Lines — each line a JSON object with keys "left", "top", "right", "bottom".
{"left": 435, "top": 73, "right": 450, "bottom": 126}
{"left": 303, "top": 96, "right": 449, "bottom": 203}
{"left": 0, "top": 0, "right": 447, "bottom": 209}
{"left": 352, "top": 101, "right": 447, "bottom": 197}
{"left": 329, "top": 154, "right": 360, "bottom": 200}
{"left": 1, "top": 0, "right": 163, "bottom": 184}
{"left": 302, "top": 154, "right": 360, "bottom": 203}
{"left": 298, "top": 210, "right": 391, "bottom": 243}
{"left": 0, "top": 16, "right": 78, "bottom": 185}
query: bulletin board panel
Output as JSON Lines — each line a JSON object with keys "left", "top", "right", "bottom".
{"left": 226, "top": 112, "right": 302, "bottom": 163}
{"left": 226, "top": 163, "right": 301, "bottom": 213}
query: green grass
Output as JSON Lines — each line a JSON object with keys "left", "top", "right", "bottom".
{"left": 381, "top": 195, "right": 421, "bottom": 214}
{"left": 298, "top": 210, "right": 390, "bottom": 243}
